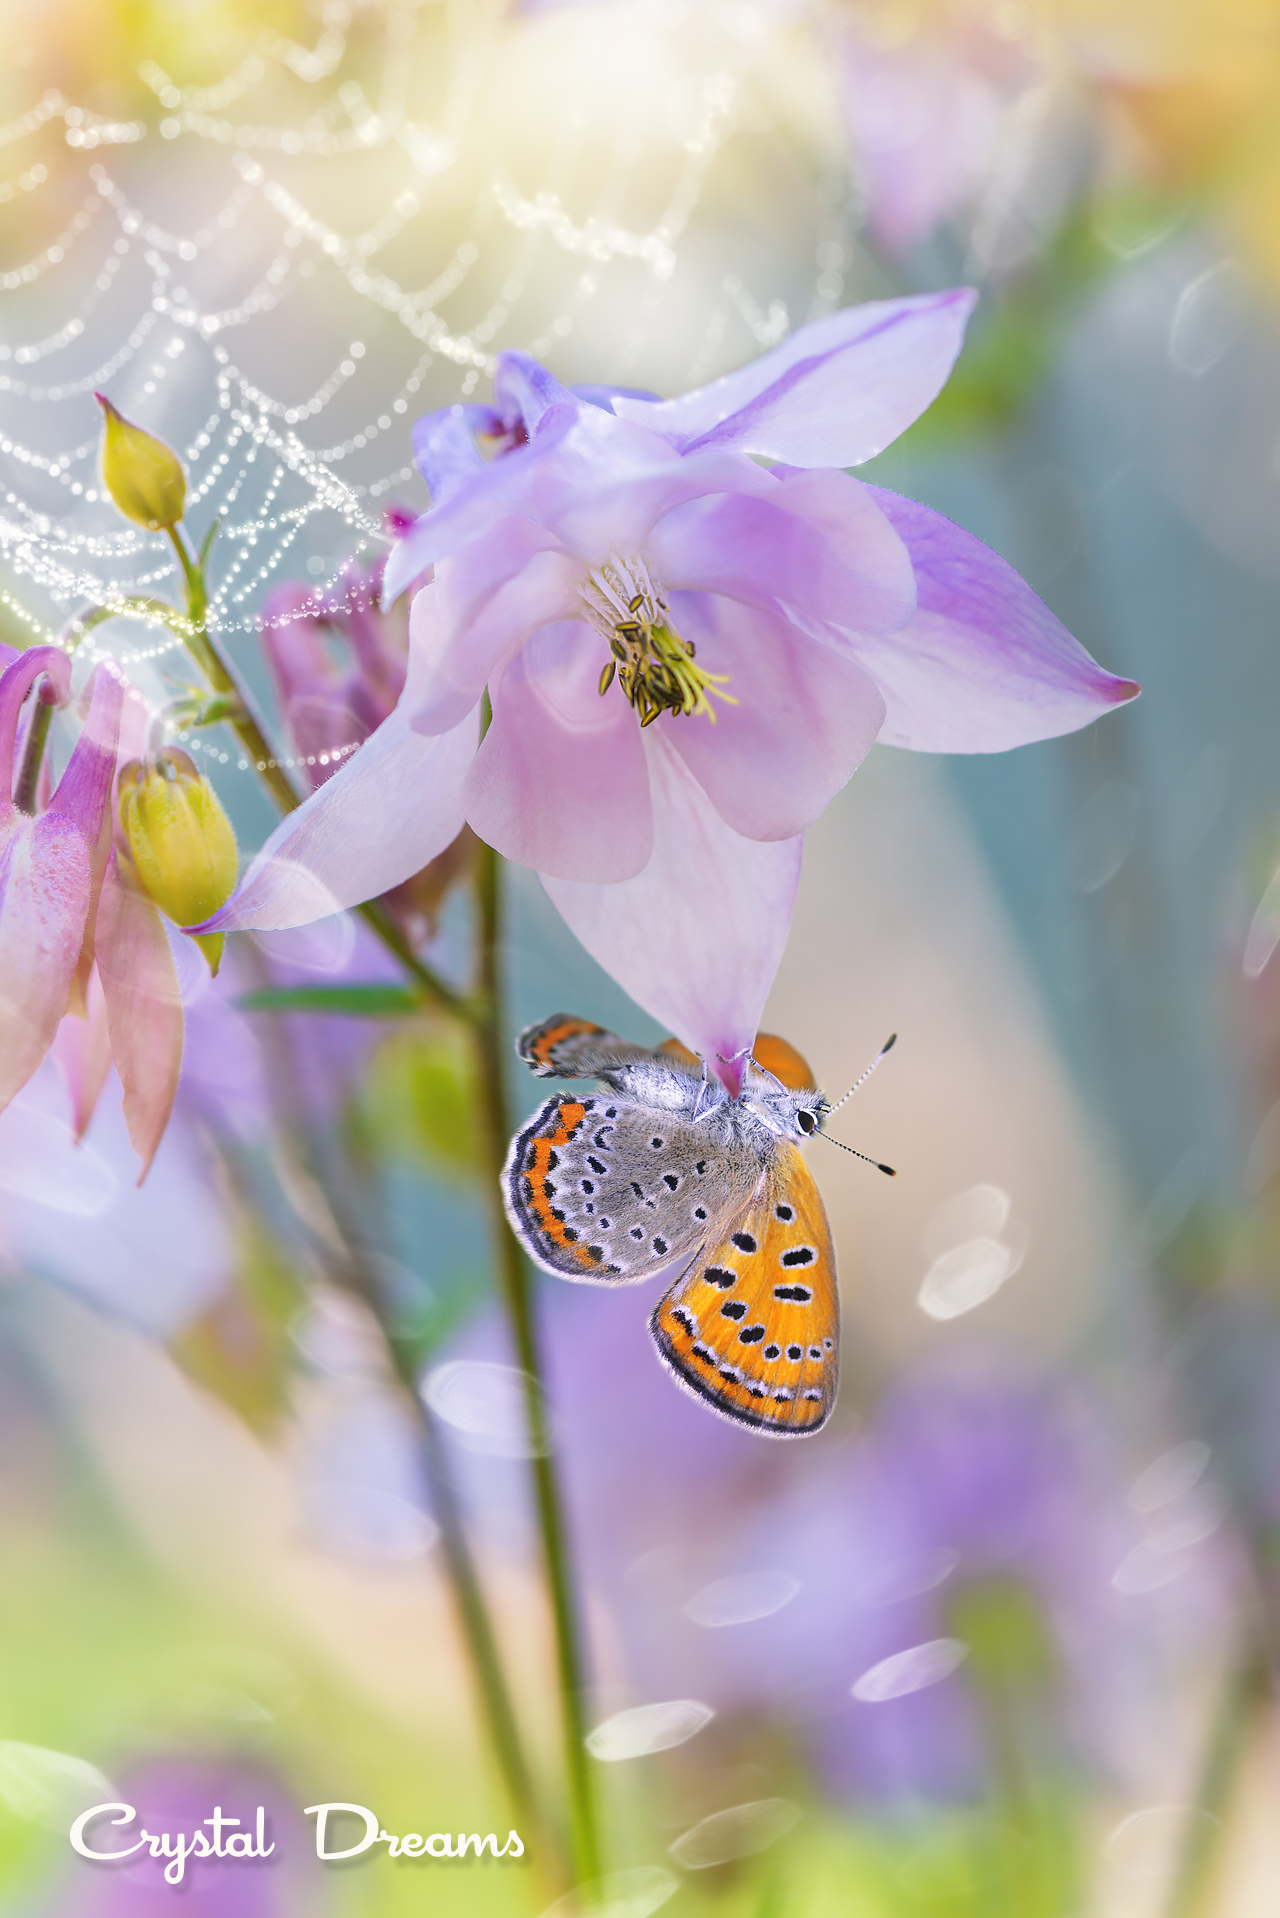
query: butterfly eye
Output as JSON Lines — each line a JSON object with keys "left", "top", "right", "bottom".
{"left": 797, "top": 1110, "right": 817, "bottom": 1135}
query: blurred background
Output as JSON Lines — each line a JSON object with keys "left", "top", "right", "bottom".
{"left": 2, "top": 0, "right": 1280, "bottom": 1912}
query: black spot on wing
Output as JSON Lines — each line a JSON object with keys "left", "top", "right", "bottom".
{"left": 774, "top": 1284, "right": 813, "bottom": 1303}
{"left": 781, "top": 1246, "right": 815, "bottom": 1267}
{"left": 731, "top": 1231, "right": 758, "bottom": 1254}
{"left": 720, "top": 1300, "right": 747, "bottom": 1321}
{"left": 705, "top": 1267, "right": 736, "bottom": 1289}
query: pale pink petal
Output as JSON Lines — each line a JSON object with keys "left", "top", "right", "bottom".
{"left": 463, "top": 621, "right": 653, "bottom": 882}
{"left": 660, "top": 593, "right": 886, "bottom": 841}
{"left": 47, "top": 660, "right": 124, "bottom": 840}
{"left": 95, "top": 853, "right": 183, "bottom": 1179}
{"left": 0, "top": 809, "right": 92, "bottom": 1111}
{"left": 199, "top": 691, "right": 479, "bottom": 934}
{"left": 855, "top": 487, "right": 1140, "bottom": 748}
{"left": 611, "top": 290, "right": 976, "bottom": 466}
{"left": 550, "top": 443, "right": 776, "bottom": 566}
{"left": 52, "top": 965, "right": 113, "bottom": 1139}
{"left": 543, "top": 736, "right": 802, "bottom": 1074}
{"left": 382, "top": 404, "right": 578, "bottom": 604}
{"left": 645, "top": 475, "right": 915, "bottom": 638}
{"left": 410, "top": 544, "right": 582, "bottom": 734}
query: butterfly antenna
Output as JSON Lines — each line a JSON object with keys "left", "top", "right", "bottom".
{"left": 825, "top": 1032, "right": 897, "bottom": 1117}
{"left": 816, "top": 1133, "right": 896, "bottom": 1177}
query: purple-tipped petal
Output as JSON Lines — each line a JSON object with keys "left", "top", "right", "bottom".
{"left": 0, "top": 809, "right": 93, "bottom": 1111}
{"left": 95, "top": 852, "right": 183, "bottom": 1179}
{"left": 199, "top": 696, "right": 479, "bottom": 934}
{"left": 611, "top": 290, "right": 976, "bottom": 466}
{"left": 854, "top": 487, "right": 1140, "bottom": 749}
{"left": 543, "top": 735, "right": 803, "bottom": 1070}
{"left": 494, "top": 350, "right": 578, "bottom": 435}
{"left": 646, "top": 474, "right": 916, "bottom": 638}
{"left": 463, "top": 621, "right": 653, "bottom": 882}
{"left": 662, "top": 593, "right": 887, "bottom": 842}
{"left": 412, "top": 404, "right": 490, "bottom": 501}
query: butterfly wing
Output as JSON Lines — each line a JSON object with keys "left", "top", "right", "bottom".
{"left": 650, "top": 1142, "right": 838, "bottom": 1436}
{"left": 503, "top": 1094, "right": 755, "bottom": 1285}
{"left": 517, "top": 1013, "right": 662, "bottom": 1080}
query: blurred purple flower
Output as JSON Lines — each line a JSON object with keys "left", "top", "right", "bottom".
{"left": 56, "top": 1757, "right": 320, "bottom": 1915}
{"left": 206, "top": 296, "right": 1136, "bottom": 1065}
{"left": 429, "top": 1294, "right": 1233, "bottom": 1808}
{"left": 838, "top": 4, "right": 1042, "bottom": 259}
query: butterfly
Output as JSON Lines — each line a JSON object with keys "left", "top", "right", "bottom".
{"left": 502, "top": 1014, "right": 895, "bottom": 1437}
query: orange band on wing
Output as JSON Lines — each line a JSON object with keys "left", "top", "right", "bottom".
{"left": 521, "top": 1101, "right": 598, "bottom": 1265}
{"left": 522, "top": 1016, "right": 607, "bottom": 1073}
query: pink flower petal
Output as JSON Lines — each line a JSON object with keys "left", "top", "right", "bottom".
{"left": 382, "top": 405, "right": 578, "bottom": 604}
{"left": 52, "top": 965, "right": 113, "bottom": 1140}
{"left": 856, "top": 487, "right": 1140, "bottom": 748}
{"left": 0, "top": 809, "right": 92, "bottom": 1111}
{"left": 95, "top": 853, "right": 184, "bottom": 1180}
{"left": 411, "top": 543, "right": 583, "bottom": 734}
{"left": 611, "top": 290, "right": 976, "bottom": 466}
{"left": 646, "top": 474, "right": 916, "bottom": 638}
{"left": 463, "top": 621, "right": 653, "bottom": 882}
{"left": 200, "top": 691, "right": 479, "bottom": 934}
{"left": 542, "top": 735, "right": 802, "bottom": 1071}
{"left": 661, "top": 593, "right": 887, "bottom": 841}
{"left": 47, "top": 661, "right": 124, "bottom": 838}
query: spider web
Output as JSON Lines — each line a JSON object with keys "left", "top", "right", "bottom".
{"left": 0, "top": 1, "right": 856, "bottom": 815}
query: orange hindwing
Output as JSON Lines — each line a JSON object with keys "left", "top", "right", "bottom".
{"left": 650, "top": 1143, "right": 838, "bottom": 1436}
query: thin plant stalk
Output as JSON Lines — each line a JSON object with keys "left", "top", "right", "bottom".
{"left": 1162, "top": 1636, "right": 1268, "bottom": 1918}
{"left": 152, "top": 526, "right": 551, "bottom": 1868}
{"left": 472, "top": 835, "right": 602, "bottom": 1887}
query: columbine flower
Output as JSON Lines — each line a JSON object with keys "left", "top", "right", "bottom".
{"left": 0, "top": 645, "right": 188, "bottom": 1176}
{"left": 204, "top": 291, "right": 1136, "bottom": 1065}
{"left": 259, "top": 550, "right": 413, "bottom": 790}
{"left": 259, "top": 541, "right": 476, "bottom": 944}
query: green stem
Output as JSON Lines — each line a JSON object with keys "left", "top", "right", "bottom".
{"left": 13, "top": 696, "right": 54, "bottom": 815}
{"left": 472, "top": 837, "right": 601, "bottom": 1888}
{"left": 237, "top": 963, "right": 553, "bottom": 1881}
{"left": 1162, "top": 1646, "right": 1266, "bottom": 1918}
{"left": 166, "top": 525, "right": 300, "bottom": 817}
{"left": 157, "top": 529, "right": 549, "bottom": 1857}
{"left": 13, "top": 604, "right": 123, "bottom": 811}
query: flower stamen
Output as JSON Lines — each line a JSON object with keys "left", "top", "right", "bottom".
{"left": 580, "top": 556, "right": 736, "bottom": 727}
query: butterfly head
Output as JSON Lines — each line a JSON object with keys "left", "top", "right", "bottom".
{"left": 738, "top": 1055, "right": 830, "bottom": 1143}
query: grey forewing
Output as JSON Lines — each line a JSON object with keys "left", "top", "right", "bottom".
{"left": 507, "top": 1095, "right": 759, "bottom": 1285}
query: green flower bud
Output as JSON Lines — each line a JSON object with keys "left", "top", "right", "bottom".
{"left": 95, "top": 392, "right": 186, "bottom": 530}
{"left": 118, "top": 750, "right": 237, "bottom": 974}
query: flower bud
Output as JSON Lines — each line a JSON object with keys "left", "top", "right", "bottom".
{"left": 95, "top": 393, "right": 186, "bottom": 531}
{"left": 117, "top": 750, "right": 237, "bottom": 973}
